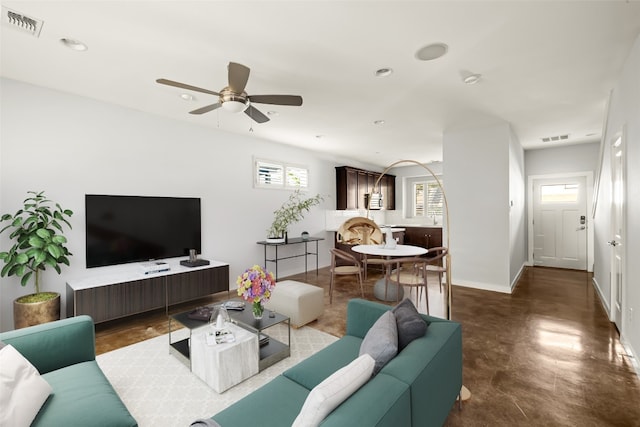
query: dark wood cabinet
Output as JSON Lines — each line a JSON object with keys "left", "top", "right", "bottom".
{"left": 403, "top": 227, "right": 443, "bottom": 255}
{"left": 67, "top": 263, "right": 229, "bottom": 323}
{"left": 335, "top": 166, "right": 395, "bottom": 210}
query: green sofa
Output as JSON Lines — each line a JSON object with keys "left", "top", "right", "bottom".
{"left": 212, "top": 298, "right": 462, "bottom": 426}
{"left": 0, "top": 315, "right": 137, "bottom": 427}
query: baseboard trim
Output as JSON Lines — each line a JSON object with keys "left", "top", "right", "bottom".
{"left": 510, "top": 263, "right": 526, "bottom": 292}
{"left": 592, "top": 276, "right": 611, "bottom": 318}
{"left": 452, "top": 279, "right": 512, "bottom": 294}
{"left": 621, "top": 336, "right": 640, "bottom": 380}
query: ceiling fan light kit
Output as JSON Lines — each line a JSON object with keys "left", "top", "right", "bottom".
{"left": 156, "top": 61, "right": 302, "bottom": 123}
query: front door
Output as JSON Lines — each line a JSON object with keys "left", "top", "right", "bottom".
{"left": 610, "top": 135, "right": 625, "bottom": 330}
{"left": 532, "top": 176, "right": 588, "bottom": 270}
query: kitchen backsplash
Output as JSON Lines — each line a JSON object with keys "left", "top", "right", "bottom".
{"left": 325, "top": 210, "right": 442, "bottom": 231}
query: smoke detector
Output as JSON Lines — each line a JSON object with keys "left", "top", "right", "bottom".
{"left": 2, "top": 6, "right": 44, "bottom": 37}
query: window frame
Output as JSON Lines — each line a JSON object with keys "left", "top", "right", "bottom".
{"left": 404, "top": 175, "right": 444, "bottom": 219}
{"left": 254, "top": 158, "right": 309, "bottom": 190}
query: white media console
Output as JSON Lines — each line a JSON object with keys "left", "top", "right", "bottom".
{"left": 66, "top": 258, "right": 229, "bottom": 323}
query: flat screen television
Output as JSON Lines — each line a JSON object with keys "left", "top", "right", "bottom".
{"left": 85, "top": 194, "right": 201, "bottom": 268}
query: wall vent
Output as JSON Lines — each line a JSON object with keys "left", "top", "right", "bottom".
{"left": 2, "top": 6, "right": 44, "bottom": 37}
{"left": 541, "top": 134, "right": 569, "bottom": 143}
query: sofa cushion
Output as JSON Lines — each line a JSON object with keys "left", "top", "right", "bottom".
{"left": 359, "top": 311, "right": 398, "bottom": 375}
{"left": 284, "top": 335, "right": 362, "bottom": 390}
{"left": 213, "top": 375, "right": 309, "bottom": 427}
{"left": 292, "top": 354, "right": 375, "bottom": 427}
{"left": 36, "top": 360, "right": 137, "bottom": 427}
{"left": 380, "top": 321, "right": 463, "bottom": 427}
{"left": 320, "top": 373, "right": 412, "bottom": 427}
{"left": 0, "top": 344, "right": 52, "bottom": 427}
{"left": 392, "top": 298, "right": 428, "bottom": 350}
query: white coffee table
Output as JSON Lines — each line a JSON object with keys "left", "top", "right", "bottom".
{"left": 190, "top": 322, "right": 259, "bottom": 393}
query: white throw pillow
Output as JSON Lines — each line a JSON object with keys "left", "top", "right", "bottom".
{"left": 0, "top": 344, "right": 52, "bottom": 427}
{"left": 292, "top": 354, "right": 375, "bottom": 427}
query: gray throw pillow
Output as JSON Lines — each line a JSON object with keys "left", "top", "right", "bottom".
{"left": 359, "top": 311, "right": 398, "bottom": 375}
{"left": 392, "top": 298, "right": 428, "bottom": 350}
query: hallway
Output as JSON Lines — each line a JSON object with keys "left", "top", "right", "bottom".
{"left": 443, "top": 267, "right": 639, "bottom": 426}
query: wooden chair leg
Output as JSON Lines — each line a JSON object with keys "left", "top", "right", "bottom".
{"left": 329, "top": 273, "right": 334, "bottom": 304}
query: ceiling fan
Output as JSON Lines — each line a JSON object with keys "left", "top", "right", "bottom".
{"left": 156, "top": 62, "right": 303, "bottom": 123}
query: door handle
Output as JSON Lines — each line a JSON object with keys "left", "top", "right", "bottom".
{"left": 608, "top": 240, "right": 619, "bottom": 247}
{"left": 576, "top": 226, "right": 586, "bottom": 231}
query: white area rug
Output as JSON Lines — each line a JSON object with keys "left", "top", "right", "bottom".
{"left": 97, "top": 324, "right": 338, "bottom": 427}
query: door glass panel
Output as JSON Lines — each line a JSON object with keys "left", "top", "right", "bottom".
{"left": 540, "top": 184, "right": 578, "bottom": 203}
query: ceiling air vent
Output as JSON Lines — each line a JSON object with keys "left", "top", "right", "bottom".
{"left": 541, "top": 134, "right": 569, "bottom": 143}
{"left": 2, "top": 6, "right": 44, "bottom": 37}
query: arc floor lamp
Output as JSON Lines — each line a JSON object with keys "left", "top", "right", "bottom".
{"left": 370, "top": 159, "right": 470, "bottom": 401}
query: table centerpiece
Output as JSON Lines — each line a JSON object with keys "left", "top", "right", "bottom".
{"left": 236, "top": 265, "right": 276, "bottom": 319}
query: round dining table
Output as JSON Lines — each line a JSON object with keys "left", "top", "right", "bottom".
{"left": 352, "top": 244, "right": 428, "bottom": 301}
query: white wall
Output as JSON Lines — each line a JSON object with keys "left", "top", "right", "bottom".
{"left": 0, "top": 78, "right": 350, "bottom": 331}
{"left": 593, "top": 33, "right": 640, "bottom": 363}
{"left": 443, "top": 121, "right": 513, "bottom": 293}
{"left": 525, "top": 142, "right": 600, "bottom": 176}
{"left": 509, "top": 127, "right": 527, "bottom": 288}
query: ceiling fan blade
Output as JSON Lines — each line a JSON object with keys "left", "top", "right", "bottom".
{"left": 248, "top": 94, "right": 303, "bottom": 106}
{"left": 244, "top": 105, "right": 270, "bottom": 123}
{"left": 156, "top": 78, "right": 220, "bottom": 96}
{"left": 189, "top": 103, "right": 222, "bottom": 115}
{"left": 228, "top": 62, "right": 250, "bottom": 94}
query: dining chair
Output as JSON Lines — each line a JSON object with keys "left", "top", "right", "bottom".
{"left": 383, "top": 256, "right": 430, "bottom": 313}
{"left": 423, "top": 247, "right": 448, "bottom": 293}
{"left": 329, "top": 248, "right": 364, "bottom": 304}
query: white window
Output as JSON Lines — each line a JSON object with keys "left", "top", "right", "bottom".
{"left": 286, "top": 166, "right": 308, "bottom": 188}
{"left": 540, "top": 184, "right": 578, "bottom": 203}
{"left": 255, "top": 159, "right": 309, "bottom": 189}
{"left": 406, "top": 176, "right": 443, "bottom": 218}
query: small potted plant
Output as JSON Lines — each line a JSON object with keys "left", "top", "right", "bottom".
{"left": 0, "top": 191, "right": 73, "bottom": 328}
{"left": 266, "top": 189, "right": 324, "bottom": 243}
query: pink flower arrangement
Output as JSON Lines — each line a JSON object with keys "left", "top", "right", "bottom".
{"left": 236, "top": 265, "right": 276, "bottom": 305}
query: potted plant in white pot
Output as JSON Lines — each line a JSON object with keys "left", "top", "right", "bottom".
{"left": 266, "top": 189, "right": 324, "bottom": 243}
{"left": 0, "top": 191, "right": 73, "bottom": 329}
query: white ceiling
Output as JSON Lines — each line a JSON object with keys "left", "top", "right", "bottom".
{"left": 2, "top": 1, "right": 639, "bottom": 167}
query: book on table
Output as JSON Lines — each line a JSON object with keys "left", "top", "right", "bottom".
{"left": 206, "top": 328, "right": 236, "bottom": 345}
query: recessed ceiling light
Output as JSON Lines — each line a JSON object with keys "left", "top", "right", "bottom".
{"left": 60, "top": 38, "right": 88, "bottom": 51}
{"left": 373, "top": 120, "right": 385, "bottom": 125}
{"left": 415, "top": 43, "right": 448, "bottom": 61}
{"left": 315, "top": 135, "right": 324, "bottom": 139}
{"left": 375, "top": 68, "right": 393, "bottom": 77}
{"left": 180, "top": 93, "right": 195, "bottom": 101}
{"left": 267, "top": 111, "right": 279, "bottom": 116}
{"left": 463, "top": 74, "right": 482, "bottom": 85}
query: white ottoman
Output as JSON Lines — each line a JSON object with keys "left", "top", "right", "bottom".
{"left": 264, "top": 280, "right": 325, "bottom": 328}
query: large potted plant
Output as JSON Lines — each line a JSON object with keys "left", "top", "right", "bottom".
{"left": 0, "top": 191, "right": 73, "bottom": 328}
{"left": 266, "top": 189, "right": 323, "bottom": 243}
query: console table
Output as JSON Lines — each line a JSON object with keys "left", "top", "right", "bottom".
{"left": 256, "top": 237, "right": 323, "bottom": 280}
{"left": 66, "top": 259, "right": 229, "bottom": 323}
